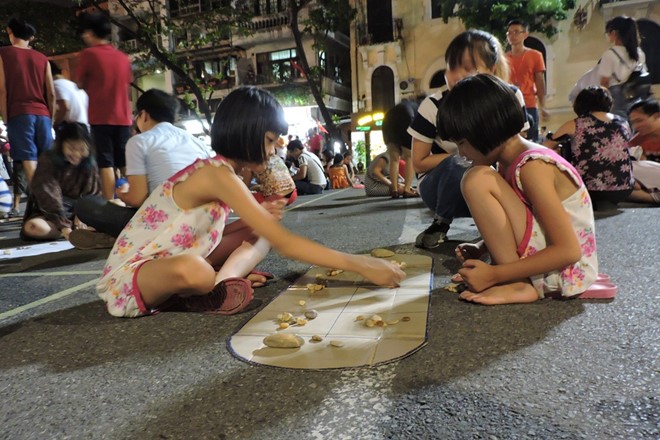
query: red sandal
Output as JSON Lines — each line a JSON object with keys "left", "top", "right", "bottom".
{"left": 178, "top": 277, "right": 254, "bottom": 315}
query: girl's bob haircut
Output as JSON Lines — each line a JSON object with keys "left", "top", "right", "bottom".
{"left": 211, "top": 86, "right": 289, "bottom": 164}
{"left": 437, "top": 74, "right": 525, "bottom": 155}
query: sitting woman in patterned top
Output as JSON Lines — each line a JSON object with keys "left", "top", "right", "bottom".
{"left": 544, "top": 86, "right": 634, "bottom": 210}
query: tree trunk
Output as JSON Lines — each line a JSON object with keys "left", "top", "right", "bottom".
{"left": 289, "top": 0, "right": 340, "bottom": 144}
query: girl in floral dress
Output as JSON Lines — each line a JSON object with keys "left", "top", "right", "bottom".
{"left": 436, "top": 74, "right": 598, "bottom": 305}
{"left": 97, "top": 87, "right": 405, "bottom": 318}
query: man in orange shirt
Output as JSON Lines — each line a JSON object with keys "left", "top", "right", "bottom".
{"left": 505, "top": 20, "right": 548, "bottom": 142}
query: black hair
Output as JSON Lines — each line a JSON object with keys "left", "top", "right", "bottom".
{"left": 506, "top": 20, "right": 529, "bottom": 31}
{"left": 136, "top": 89, "right": 179, "bottom": 123}
{"left": 445, "top": 29, "right": 509, "bottom": 82}
{"left": 7, "top": 16, "right": 36, "bottom": 41}
{"left": 321, "top": 149, "right": 334, "bottom": 162}
{"left": 629, "top": 98, "right": 659, "bottom": 116}
{"left": 332, "top": 153, "right": 344, "bottom": 166}
{"left": 49, "top": 60, "right": 62, "bottom": 76}
{"left": 343, "top": 151, "right": 353, "bottom": 159}
{"left": 287, "top": 139, "right": 304, "bottom": 152}
{"left": 211, "top": 86, "right": 288, "bottom": 164}
{"left": 605, "top": 16, "right": 640, "bottom": 62}
{"left": 80, "top": 12, "right": 112, "bottom": 40}
{"left": 573, "top": 86, "right": 613, "bottom": 116}
{"left": 437, "top": 74, "right": 525, "bottom": 155}
{"left": 52, "top": 122, "right": 96, "bottom": 169}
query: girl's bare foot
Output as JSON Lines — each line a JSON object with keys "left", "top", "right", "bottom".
{"left": 247, "top": 273, "right": 268, "bottom": 288}
{"left": 459, "top": 282, "right": 538, "bottom": 305}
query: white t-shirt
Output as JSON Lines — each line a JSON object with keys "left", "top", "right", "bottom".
{"left": 53, "top": 78, "right": 89, "bottom": 126}
{"left": 598, "top": 46, "right": 647, "bottom": 86}
{"left": 125, "top": 122, "right": 212, "bottom": 193}
{"left": 299, "top": 151, "right": 327, "bottom": 186}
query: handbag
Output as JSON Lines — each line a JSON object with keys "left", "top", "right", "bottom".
{"left": 608, "top": 48, "right": 652, "bottom": 102}
{"left": 568, "top": 65, "right": 601, "bottom": 103}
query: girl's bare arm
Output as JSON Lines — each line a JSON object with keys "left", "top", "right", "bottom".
{"left": 177, "top": 164, "right": 405, "bottom": 287}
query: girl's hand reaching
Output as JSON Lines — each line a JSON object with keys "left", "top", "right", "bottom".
{"left": 458, "top": 259, "right": 496, "bottom": 292}
{"left": 356, "top": 255, "right": 406, "bottom": 288}
{"left": 261, "top": 198, "right": 286, "bottom": 220}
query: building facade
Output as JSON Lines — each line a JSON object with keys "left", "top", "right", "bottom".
{"left": 109, "top": 0, "right": 351, "bottom": 137}
{"left": 349, "top": 0, "right": 659, "bottom": 155}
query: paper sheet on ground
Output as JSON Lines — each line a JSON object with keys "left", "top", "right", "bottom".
{"left": 228, "top": 254, "right": 432, "bottom": 370}
{"left": 0, "top": 240, "right": 73, "bottom": 260}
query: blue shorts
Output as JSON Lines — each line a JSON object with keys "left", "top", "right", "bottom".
{"left": 7, "top": 114, "right": 53, "bottom": 161}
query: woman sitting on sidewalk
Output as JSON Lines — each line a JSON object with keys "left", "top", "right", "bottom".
{"left": 21, "top": 122, "right": 100, "bottom": 240}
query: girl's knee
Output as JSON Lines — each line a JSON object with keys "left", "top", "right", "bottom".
{"left": 172, "top": 255, "right": 216, "bottom": 292}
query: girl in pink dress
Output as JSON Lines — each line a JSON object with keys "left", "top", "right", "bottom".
{"left": 437, "top": 74, "right": 598, "bottom": 305}
{"left": 97, "top": 87, "right": 404, "bottom": 317}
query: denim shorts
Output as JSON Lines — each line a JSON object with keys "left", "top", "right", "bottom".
{"left": 7, "top": 114, "right": 53, "bottom": 161}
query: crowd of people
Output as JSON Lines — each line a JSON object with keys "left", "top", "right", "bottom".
{"left": 0, "top": 11, "right": 657, "bottom": 313}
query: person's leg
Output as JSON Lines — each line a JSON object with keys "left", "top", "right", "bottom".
{"left": 91, "top": 125, "right": 117, "bottom": 200}
{"left": 387, "top": 143, "right": 401, "bottom": 197}
{"left": 457, "top": 166, "right": 538, "bottom": 305}
{"left": 137, "top": 254, "right": 217, "bottom": 308}
{"left": 415, "top": 157, "right": 471, "bottom": 248}
{"left": 205, "top": 219, "right": 271, "bottom": 284}
{"left": 401, "top": 147, "right": 415, "bottom": 194}
{"left": 526, "top": 107, "right": 540, "bottom": 142}
{"left": 22, "top": 216, "right": 60, "bottom": 240}
{"left": 112, "top": 125, "right": 130, "bottom": 181}
{"left": 6, "top": 115, "right": 38, "bottom": 185}
{"left": 74, "top": 195, "right": 137, "bottom": 237}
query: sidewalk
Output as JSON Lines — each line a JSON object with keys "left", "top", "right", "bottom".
{"left": 0, "top": 188, "right": 657, "bottom": 439}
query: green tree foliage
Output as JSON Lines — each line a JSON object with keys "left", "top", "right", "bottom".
{"left": 434, "top": 0, "right": 576, "bottom": 41}
{"left": 80, "top": 0, "right": 252, "bottom": 125}
{"left": 289, "top": 0, "right": 356, "bottom": 143}
{"left": 0, "top": 1, "right": 83, "bottom": 55}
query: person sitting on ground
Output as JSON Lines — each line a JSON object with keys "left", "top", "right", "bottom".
{"left": 342, "top": 152, "right": 362, "bottom": 186}
{"left": 382, "top": 98, "right": 422, "bottom": 198}
{"left": 320, "top": 149, "right": 334, "bottom": 175}
{"left": 629, "top": 99, "right": 660, "bottom": 162}
{"left": 287, "top": 139, "right": 327, "bottom": 195}
{"left": 328, "top": 153, "right": 352, "bottom": 189}
{"left": 96, "top": 86, "right": 405, "bottom": 318}
{"left": 20, "top": 122, "right": 100, "bottom": 241}
{"left": 408, "top": 29, "right": 528, "bottom": 249}
{"left": 543, "top": 86, "right": 634, "bottom": 210}
{"left": 71, "top": 88, "right": 212, "bottom": 248}
{"left": 439, "top": 74, "right": 598, "bottom": 305}
{"left": 364, "top": 152, "right": 404, "bottom": 197}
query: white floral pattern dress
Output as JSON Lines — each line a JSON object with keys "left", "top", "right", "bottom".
{"left": 505, "top": 148, "right": 599, "bottom": 298}
{"left": 97, "top": 157, "right": 232, "bottom": 317}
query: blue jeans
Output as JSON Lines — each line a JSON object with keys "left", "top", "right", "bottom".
{"left": 75, "top": 195, "right": 138, "bottom": 237}
{"left": 527, "top": 107, "right": 540, "bottom": 142}
{"left": 7, "top": 114, "right": 53, "bottom": 161}
{"left": 418, "top": 155, "right": 471, "bottom": 223}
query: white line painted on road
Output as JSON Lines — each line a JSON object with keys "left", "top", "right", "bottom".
{"left": 0, "top": 279, "right": 97, "bottom": 321}
{"left": 0, "top": 271, "right": 102, "bottom": 278}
